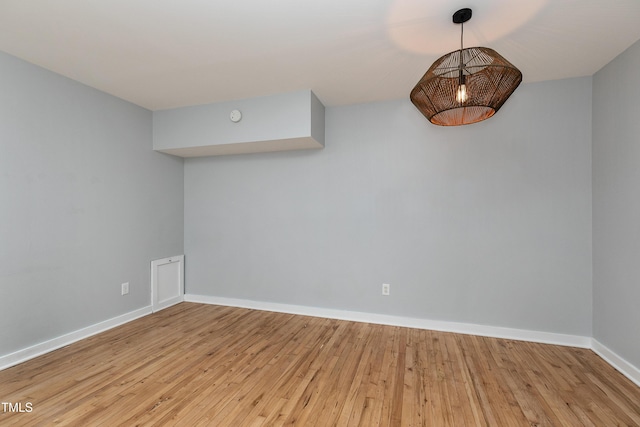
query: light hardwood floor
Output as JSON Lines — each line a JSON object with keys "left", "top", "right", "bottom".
{"left": 1, "top": 302, "right": 639, "bottom": 426}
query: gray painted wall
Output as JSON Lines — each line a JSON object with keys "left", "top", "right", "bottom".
{"left": 185, "top": 77, "right": 593, "bottom": 336}
{"left": 0, "top": 52, "right": 184, "bottom": 356}
{"left": 593, "top": 39, "right": 640, "bottom": 368}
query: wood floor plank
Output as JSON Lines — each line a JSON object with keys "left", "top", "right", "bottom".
{"left": 1, "top": 302, "right": 639, "bottom": 426}
{"left": 333, "top": 323, "right": 378, "bottom": 426}
{"left": 445, "top": 332, "right": 473, "bottom": 427}
{"left": 354, "top": 324, "right": 394, "bottom": 427}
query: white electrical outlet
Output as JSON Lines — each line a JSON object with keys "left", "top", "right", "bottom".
{"left": 382, "top": 283, "right": 390, "bottom": 296}
{"left": 121, "top": 282, "right": 129, "bottom": 295}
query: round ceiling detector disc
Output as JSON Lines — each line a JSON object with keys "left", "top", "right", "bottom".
{"left": 230, "top": 109, "right": 242, "bottom": 122}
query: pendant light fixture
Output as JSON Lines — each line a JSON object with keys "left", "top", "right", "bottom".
{"left": 410, "top": 8, "right": 522, "bottom": 126}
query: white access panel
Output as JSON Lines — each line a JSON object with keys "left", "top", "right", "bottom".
{"left": 151, "top": 255, "right": 184, "bottom": 312}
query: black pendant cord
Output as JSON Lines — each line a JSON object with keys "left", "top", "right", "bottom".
{"left": 459, "top": 20, "right": 465, "bottom": 85}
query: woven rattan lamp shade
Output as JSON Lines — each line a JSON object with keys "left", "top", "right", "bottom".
{"left": 410, "top": 8, "right": 522, "bottom": 126}
{"left": 411, "top": 47, "right": 522, "bottom": 126}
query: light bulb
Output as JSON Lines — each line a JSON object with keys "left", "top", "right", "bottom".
{"left": 456, "top": 84, "right": 468, "bottom": 103}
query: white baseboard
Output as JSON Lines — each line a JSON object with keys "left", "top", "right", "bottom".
{"left": 184, "top": 294, "right": 592, "bottom": 349}
{"left": 0, "top": 306, "right": 152, "bottom": 371}
{"left": 152, "top": 295, "right": 184, "bottom": 313}
{"left": 592, "top": 339, "right": 640, "bottom": 387}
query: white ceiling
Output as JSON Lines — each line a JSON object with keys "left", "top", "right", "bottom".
{"left": 1, "top": 0, "right": 639, "bottom": 111}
